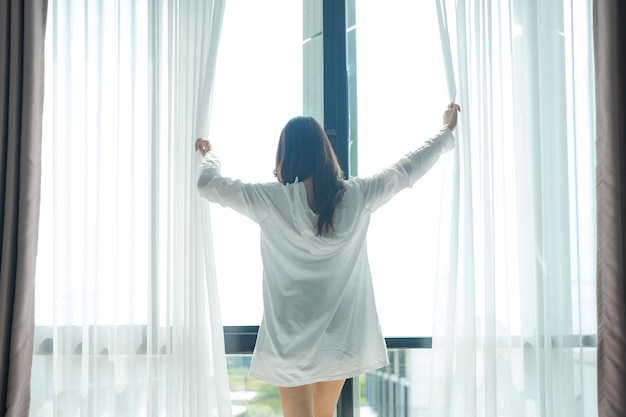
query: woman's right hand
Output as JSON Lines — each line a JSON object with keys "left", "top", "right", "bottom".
{"left": 443, "top": 103, "right": 461, "bottom": 132}
{"left": 195, "top": 138, "right": 212, "bottom": 157}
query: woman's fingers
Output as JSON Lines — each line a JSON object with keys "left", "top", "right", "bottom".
{"left": 443, "top": 103, "right": 460, "bottom": 131}
{"left": 447, "top": 102, "right": 461, "bottom": 112}
{"left": 195, "top": 138, "right": 211, "bottom": 156}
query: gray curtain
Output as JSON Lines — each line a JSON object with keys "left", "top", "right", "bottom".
{"left": 595, "top": 0, "right": 626, "bottom": 416}
{"left": 0, "top": 1, "right": 48, "bottom": 416}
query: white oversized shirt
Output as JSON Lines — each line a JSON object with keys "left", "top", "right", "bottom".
{"left": 197, "top": 127, "right": 455, "bottom": 387}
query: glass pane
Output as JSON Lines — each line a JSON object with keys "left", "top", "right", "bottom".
{"left": 350, "top": 1, "right": 448, "bottom": 336}
{"left": 209, "top": 0, "right": 304, "bottom": 326}
{"left": 227, "top": 355, "right": 283, "bottom": 417}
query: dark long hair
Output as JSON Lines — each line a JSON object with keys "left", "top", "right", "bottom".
{"left": 276, "top": 116, "right": 346, "bottom": 236}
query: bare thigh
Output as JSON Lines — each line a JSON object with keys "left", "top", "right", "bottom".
{"left": 277, "top": 379, "right": 346, "bottom": 417}
{"left": 277, "top": 384, "right": 314, "bottom": 417}
{"left": 313, "top": 379, "right": 346, "bottom": 417}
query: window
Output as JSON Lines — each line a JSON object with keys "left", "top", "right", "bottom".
{"left": 210, "top": 2, "right": 449, "bottom": 338}
{"left": 209, "top": 0, "right": 304, "bottom": 327}
{"left": 221, "top": 0, "right": 597, "bottom": 416}
{"left": 34, "top": 0, "right": 597, "bottom": 416}
{"left": 350, "top": 0, "right": 448, "bottom": 337}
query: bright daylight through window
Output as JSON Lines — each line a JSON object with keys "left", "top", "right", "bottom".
{"left": 33, "top": 0, "right": 597, "bottom": 416}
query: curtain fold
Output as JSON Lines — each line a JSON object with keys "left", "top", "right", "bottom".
{"left": 594, "top": 1, "right": 626, "bottom": 416}
{"left": 31, "top": 1, "right": 230, "bottom": 415}
{"left": 155, "top": 0, "right": 231, "bottom": 415}
{"left": 0, "top": 1, "right": 47, "bottom": 416}
{"left": 430, "top": 0, "right": 597, "bottom": 416}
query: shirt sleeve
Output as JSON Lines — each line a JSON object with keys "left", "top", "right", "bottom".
{"left": 196, "top": 152, "right": 272, "bottom": 223}
{"left": 355, "top": 126, "right": 455, "bottom": 213}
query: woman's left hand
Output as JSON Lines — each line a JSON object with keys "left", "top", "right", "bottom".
{"left": 195, "top": 138, "right": 212, "bottom": 157}
{"left": 443, "top": 103, "right": 461, "bottom": 132}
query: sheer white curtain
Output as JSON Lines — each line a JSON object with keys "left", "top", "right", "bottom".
{"left": 430, "top": 0, "right": 597, "bottom": 416}
{"left": 31, "top": 1, "right": 230, "bottom": 416}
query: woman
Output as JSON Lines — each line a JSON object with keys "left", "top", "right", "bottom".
{"left": 196, "top": 103, "right": 460, "bottom": 417}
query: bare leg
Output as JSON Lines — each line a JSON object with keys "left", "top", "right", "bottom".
{"left": 277, "top": 384, "right": 314, "bottom": 417}
{"left": 313, "top": 379, "right": 346, "bottom": 417}
{"left": 277, "top": 379, "right": 345, "bottom": 417}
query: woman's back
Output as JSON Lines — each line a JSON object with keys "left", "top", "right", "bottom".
{"left": 247, "top": 177, "right": 387, "bottom": 386}
{"left": 196, "top": 124, "right": 455, "bottom": 386}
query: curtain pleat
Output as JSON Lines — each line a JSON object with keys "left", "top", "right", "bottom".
{"left": 31, "top": 1, "right": 230, "bottom": 415}
{"left": 594, "top": 1, "right": 626, "bottom": 416}
{"left": 157, "top": 1, "right": 231, "bottom": 415}
{"left": 431, "top": 0, "right": 597, "bottom": 415}
{"left": 0, "top": 1, "right": 48, "bottom": 416}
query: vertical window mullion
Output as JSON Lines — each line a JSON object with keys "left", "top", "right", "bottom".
{"left": 337, "top": 377, "right": 357, "bottom": 417}
{"left": 321, "top": 0, "right": 354, "bottom": 415}
{"left": 322, "top": 0, "right": 350, "bottom": 178}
